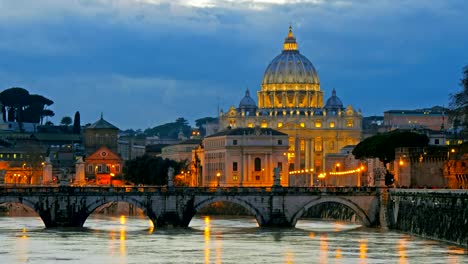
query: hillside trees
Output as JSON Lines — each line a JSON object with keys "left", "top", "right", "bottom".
{"left": 144, "top": 117, "right": 191, "bottom": 139}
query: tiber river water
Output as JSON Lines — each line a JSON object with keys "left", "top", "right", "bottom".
{"left": 0, "top": 214, "right": 466, "bottom": 264}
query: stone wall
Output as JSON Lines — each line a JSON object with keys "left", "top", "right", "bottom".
{"left": 387, "top": 189, "right": 468, "bottom": 248}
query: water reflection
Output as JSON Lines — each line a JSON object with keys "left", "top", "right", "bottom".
{"left": 319, "top": 234, "right": 328, "bottom": 264}
{"left": 0, "top": 216, "right": 466, "bottom": 264}
{"left": 204, "top": 216, "right": 211, "bottom": 264}
{"left": 359, "top": 239, "right": 368, "bottom": 264}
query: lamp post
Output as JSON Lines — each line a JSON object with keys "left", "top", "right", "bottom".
{"left": 216, "top": 172, "right": 221, "bottom": 187}
{"left": 318, "top": 173, "right": 326, "bottom": 187}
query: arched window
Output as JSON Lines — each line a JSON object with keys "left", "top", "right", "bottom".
{"left": 254, "top": 158, "right": 262, "bottom": 171}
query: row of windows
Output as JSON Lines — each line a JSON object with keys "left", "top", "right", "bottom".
{"left": 87, "top": 164, "right": 121, "bottom": 174}
{"left": 205, "top": 139, "right": 224, "bottom": 148}
{"left": 244, "top": 120, "right": 354, "bottom": 129}
{"left": 232, "top": 139, "right": 283, "bottom": 145}
{"left": 0, "top": 153, "right": 43, "bottom": 160}
{"left": 231, "top": 161, "right": 283, "bottom": 172}
{"left": 205, "top": 152, "right": 225, "bottom": 160}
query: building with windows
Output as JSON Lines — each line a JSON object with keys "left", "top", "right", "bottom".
{"left": 85, "top": 146, "right": 123, "bottom": 185}
{"left": 83, "top": 115, "right": 123, "bottom": 185}
{"left": 197, "top": 127, "right": 289, "bottom": 187}
{"left": 219, "top": 27, "right": 362, "bottom": 178}
{"left": 384, "top": 106, "right": 448, "bottom": 131}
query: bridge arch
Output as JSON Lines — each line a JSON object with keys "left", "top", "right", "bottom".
{"left": 290, "top": 197, "right": 372, "bottom": 227}
{"left": 191, "top": 197, "right": 265, "bottom": 226}
{"left": 0, "top": 196, "right": 38, "bottom": 213}
{"left": 84, "top": 196, "right": 155, "bottom": 225}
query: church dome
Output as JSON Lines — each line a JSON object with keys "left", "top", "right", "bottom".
{"left": 325, "top": 89, "right": 344, "bottom": 110}
{"left": 239, "top": 89, "right": 257, "bottom": 109}
{"left": 262, "top": 26, "right": 320, "bottom": 85}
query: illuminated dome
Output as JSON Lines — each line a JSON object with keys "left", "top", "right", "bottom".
{"left": 325, "top": 89, "right": 344, "bottom": 111}
{"left": 262, "top": 26, "right": 320, "bottom": 86}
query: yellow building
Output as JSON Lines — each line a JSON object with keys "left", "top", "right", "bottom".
{"left": 219, "top": 27, "right": 362, "bottom": 179}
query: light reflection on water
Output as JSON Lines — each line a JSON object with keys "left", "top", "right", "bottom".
{"left": 0, "top": 216, "right": 466, "bottom": 264}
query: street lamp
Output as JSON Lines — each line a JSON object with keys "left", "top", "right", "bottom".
{"left": 216, "top": 172, "right": 221, "bottom": 187}
{"left": 318, "top": 173, "right": 326, "bottom": 187}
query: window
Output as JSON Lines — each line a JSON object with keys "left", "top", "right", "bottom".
{"left": 87, "top": 165, "right": 93, "bottom": 173}
{"left": 300, "top": 122, "right": 305, "bottom": 128}
{"left": 233, "top": 175, "right": 238, "bottom": 181}
{"left": 233, "top": 162, "right": 238, "bottom": 172}
{"left": 106, "top": 165, "right": 110, "bottom": 173}
{"left": 315, "top": 120, "right": 322, "bottom": 128}
{"left": 277, "top": 122, "right": 283, "bottom": 128}
{"left": 347, "top": 119, "right": 354, "bottom": 128}
{"left": 434, "top": 139, "right": 440, "bottom": 145}
{"left": 254, "top": 158, "right": 261, "bottom": 171}
{"left": 115, "top": 165, "right": 121, "bottom": 173}
{"left": 97, "top": 165, "right": 103, "bottom": 173}
{"left": 329, "top": 122, "right": 335, "bottom": 128}
{"left": 248, "top": 123, "right": 253, "bottom": 128}
{"left": 278, "top": 140, "right": 283, "bottom": 145}
{"left": 233, "top": 140, "right": 238, "bottom": 145}
{"left": 261, "top": 121, "right": 268, "bottom": 128}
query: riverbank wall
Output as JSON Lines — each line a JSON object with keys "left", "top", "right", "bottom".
{"left": 387, "top": 189, "right": 468, "bottom": 248}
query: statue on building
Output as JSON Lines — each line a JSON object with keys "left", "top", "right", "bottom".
{"left": 168, "top": 167, "right": 174, "bottom": 188}
{"left": 273, "top": 167, "right": 281, "bottom": 187}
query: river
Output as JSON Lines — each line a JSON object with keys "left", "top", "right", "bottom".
{"left": 0, "top": 215, "right": 466, "bottom": 264}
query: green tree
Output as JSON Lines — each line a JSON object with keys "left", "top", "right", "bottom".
{"left": 352, "top": 130, "right": 429, "bottom": 186}
{"left": 0, "top": 88, "right": 54, "bottom": 126}
{"left": 60, "top": 116, "right": 72, "bottom": 126}
{"left": 124, "top": 155, "right": 185, "bottom": 185}
{"left": 73, "top": 111, "right": 81, "bottom": 134}
{"left": 450, "top": 65, "right": 468, "bottom": 137}
{"left": 0, "top": 87, "right": 30, "bottom": 130}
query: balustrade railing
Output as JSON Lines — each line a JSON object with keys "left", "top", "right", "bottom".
{"left": 0, "top": 184, "right": 379, "bottom": 195}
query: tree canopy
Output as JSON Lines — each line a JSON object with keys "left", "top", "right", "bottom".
{"left": 144, "top": 117, "right": 191, "bottom": 139}
{"left": 60, "top": 116, "right": 72, "bottom": 126}
{"left": 123, "top": 155, "right": 185, "bottom": 185}
{"left": 352, "top": 130, "right": 429, "bottom": 166}
{"left": 0, "top": 87, "right": 55, "bottom": 126}
{"left": 449, "top": 65, "right": 468, "bottom": 136}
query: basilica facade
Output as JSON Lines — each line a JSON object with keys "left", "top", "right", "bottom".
{"left": 219, "top": 27, "right": 362, "bottom": 176}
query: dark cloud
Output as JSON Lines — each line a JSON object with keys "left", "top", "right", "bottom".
{"left": 0, "top": 0, "right": 467, "bottom": 129}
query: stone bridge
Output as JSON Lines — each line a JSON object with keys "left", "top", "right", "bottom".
{"left": 0, "top": 186, "right": 384, "bottom": 228}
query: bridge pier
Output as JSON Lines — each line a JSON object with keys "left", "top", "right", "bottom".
{"left": 37, "top": 197, "right": 88, "bottom": 228}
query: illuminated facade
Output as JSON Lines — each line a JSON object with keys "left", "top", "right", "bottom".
{"left": 199, "top": 127, "right": 289, "bottom": 187}
{"left": 85, "top": 146, "right": 123, "bottom": 185}
{"left": 219, "top": 27, "right": 362, "bottom": 181}
{"left": 84, "top": 115, "right": 123, "bottom": 185}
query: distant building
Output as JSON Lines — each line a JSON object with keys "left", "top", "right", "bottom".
{"left": 394, "top": 147, "right": 447, "bottom": 188}
{"left": 197, "top": 127, "right": 289, "bottom": 187}
{"left": 83, "top": 115, "right": 123, "bottom": 185}
{"left": 161, "top": 139, "right": 202, "bottom": 163}
{"left": 384, "top": 106, "right": 448, "bottom": 131}
{"left": 84, "top": 114, "right": 119, "bottom": 156}
{"left": 323, "top": 145, "right": 366, "bottom": 187}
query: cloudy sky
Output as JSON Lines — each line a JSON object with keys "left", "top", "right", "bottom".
{"left": 0, "top": 0, "right": 467, "bottom": 129}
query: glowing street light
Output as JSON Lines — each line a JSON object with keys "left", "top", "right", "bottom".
{"left": 216, "top": 172, "right": 221, "bottom": 187}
